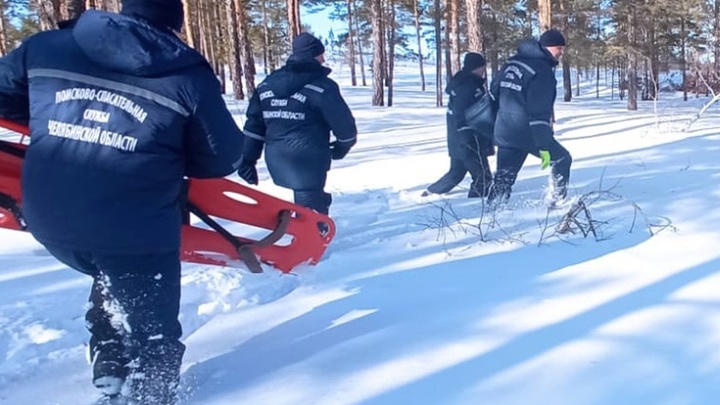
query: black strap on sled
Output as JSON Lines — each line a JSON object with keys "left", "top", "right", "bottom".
{"left": 186, "top": 201, "right": 292, "bottom": 274}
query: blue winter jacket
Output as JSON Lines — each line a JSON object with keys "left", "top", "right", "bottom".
{"left": 0, "top": 10, "right": 244, "bottom": 254}
{"left": 445, "top": 69, "right": 493, "bottom": 158}
{"left": 490, "top": 38, "right": 558, "bottom": 153}
{"left": 242, "top": 57, "right": 357, "bottom": 190}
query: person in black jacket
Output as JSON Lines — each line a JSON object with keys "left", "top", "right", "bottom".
{"left": 0, "top": 1, "right": 244, "bottom": 404}
{"left": 239, "top": 33, "right": 357, "bottom": 215}
{"left": 487, "top": 29, "right": 572, "bottom": 207}
{"left": 423, "top": 52, "right": 494, "bottom": 198}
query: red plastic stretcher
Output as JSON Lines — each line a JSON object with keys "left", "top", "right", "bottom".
{"left": 0, "top": 119, "right": 334, "bottom": 273}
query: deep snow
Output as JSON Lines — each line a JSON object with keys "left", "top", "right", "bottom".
{"left": 2, "top": 63, "right": 720, "bottom": 405}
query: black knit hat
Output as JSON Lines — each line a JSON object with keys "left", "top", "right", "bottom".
{"left": 292, "top": 33, "right": 326, "bottom": 59}
{"left": 539, "top": 29, "right": 566, "bottom": 47}
{"left": 121, "top": 0, "right": 184, "bottom": 32}
{"left": 462, "top": 52, "right": 486, "bottom": 71}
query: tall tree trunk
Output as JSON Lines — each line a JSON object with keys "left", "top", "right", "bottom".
{"left": 209, "top": 1, "right": 219, "bottom": 69}
{"left": 181, "top": 0, "right": 196, "bottom": 48}
{"left": 287, "top": 0, "right": 301, "bottom": 44}
{"left": 262, "top": 0, "right": 272, "bottom": 74}
{"left": 619, "top": 63, "right": 624, "bottom": 101}
{"left": 386, "top": 0, "right": 395, "bottom": 106}
{"left": 434, "top": 0, "right": 443, "bottom": 107}
{"left": 444, "top": 9, "right": 451, "bottom": 84}
{"left": 611, "top": 61, "right": 615, "bottom": 100}
{"left": 641, "top": 58, "right": 649, "bottom": 101}
{"left": 235, "top": 0, "right": 256, "bottom": 96}
{"left": 371, "top": 0, "right": 384, "bottom": 106}
{"left": 196, "top": 0, "right": 207, "bottom": 58}
{"left": 413, "top": 0, "right": 426, "bottom": 91}
{"left": 715, "top": 0, "right": 720, "bottom": 72}
{"left": 383, "top": 0, "right": 390, "bottom": 85}
{"left": 575, "top": 63, "right": 580, "bottom": 96}
{"left": 36, "top": 0, "right": 58, "bottom": 30}
{"left": 212, "top": 1, "right": 225, "bottom": 92}
{"left": 227, "top": 0, "right": 244, "bottom": 99}
{"left": 538, "top": 0, "right": 551, "bottom": 32}
{"left": 62, "top": 0, "right": 85, "bottom": 20}
{"left": 682, "top": 16, "right": 687, "bottom": 101}
{"left": 347, "top": 0, "right": 357, "bottom": 86}
{"left": 562, "top": 59, "right": 571, "bottom": 101}
{"left": 489, "top": 11, "right": 499, "bottom": 75}
{"left": 596, "top": 61, "right": 600, "bottom": 99}
{"left": 559, "top": 0, "right": 571, "bottom": 101}
{"left": 649, "top": 18, "right": 658, "bottom": 100}
{"left": 627, "top": 5, "right": 638, "bottom": 111}
{"left": 448, "top": 0, "right": 460, "bottom": 75}
{"left": 0, "top": 0, "right": 7, "bottom": 56}
{"left": 353, "top": 0, "right": 367, "bottom": 86}
{"left": 465, "top": 0, "right": 481, "bottom": 51}
{"left": 524, "top": 0, "right": 533, "bottom": 36}
{"left": 199, "top": 1, "right": 214, "bottom": 68}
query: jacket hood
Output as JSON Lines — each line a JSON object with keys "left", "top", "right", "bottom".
{"left": 71, "top": 10, "right": 208, "bottom": 76}
{"left": 445, "top": 69, "right": 485, "bottom": 95}
{"left": 515, "top": 38, "right": 558, "bottom": 67}
{"left": 264, "top": 57, "right": 331, "bottom": 98}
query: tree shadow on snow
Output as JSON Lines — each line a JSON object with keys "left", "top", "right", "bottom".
{"left": 180, "top": 196, "right": 654, "bottom": 403}
{"left": 359, "top": 257, "right": 720, "bottom": 405}
{"left": 181, "top": 130, "right": 720, "bottom": 404}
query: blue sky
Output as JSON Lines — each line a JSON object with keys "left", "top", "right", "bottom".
{"left": 301, "top": 7, "right": 345, "bottom": 40}
{"left": 300, "top": 6, "right": 428, "bottom": 55}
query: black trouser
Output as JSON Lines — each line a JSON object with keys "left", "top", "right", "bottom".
{"left": 426, "top": 157, "right": 467, "bottom": 194}
{"left": 427, "top": 139, "right": 493, "bottom": 198}
{"left": 294, "top": 189, "right": 332, "bottom": 215}
{"left": 489, "top": 139, "right": 572, "bottom": 203}
{"left": 43, "top": 244, "right": 184, "bottom": 405}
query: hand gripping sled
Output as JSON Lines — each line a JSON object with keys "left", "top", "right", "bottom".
{"left": 0, "top": 119, "right": 335, "bottom": 273}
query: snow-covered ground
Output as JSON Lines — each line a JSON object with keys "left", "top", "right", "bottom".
{"left": 3, "top": 62, "right": 720, "bottom": 405}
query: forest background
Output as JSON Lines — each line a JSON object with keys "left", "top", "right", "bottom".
{"left": 0, "top": 0, "right": 717, "bottom": 112}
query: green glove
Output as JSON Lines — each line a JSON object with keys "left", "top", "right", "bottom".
{"left": 539, "top": 150, "right": 551, "bottom": 170}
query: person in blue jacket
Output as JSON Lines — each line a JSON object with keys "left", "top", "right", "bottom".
{"left": 0, "top": 1, "right": 244, "bottom": 403}
{"left": 487, "top": 29, "right": 572, "bottom": 207}
{"left": 423, "top": 52, "right": 494, "bottom": 198}
{"left": 238, "top": 32, "right": 357, "bottom": 215}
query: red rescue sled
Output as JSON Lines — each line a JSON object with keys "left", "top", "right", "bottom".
{"left": 0, "top": 119, "right": 335, "bottom": 273}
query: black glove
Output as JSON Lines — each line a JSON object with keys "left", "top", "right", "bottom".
{"left": 330, "top": 141, "right": 352, "bottom": 160}
{"left": 237, "top": 161, "right": 258, "bottom": 185}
